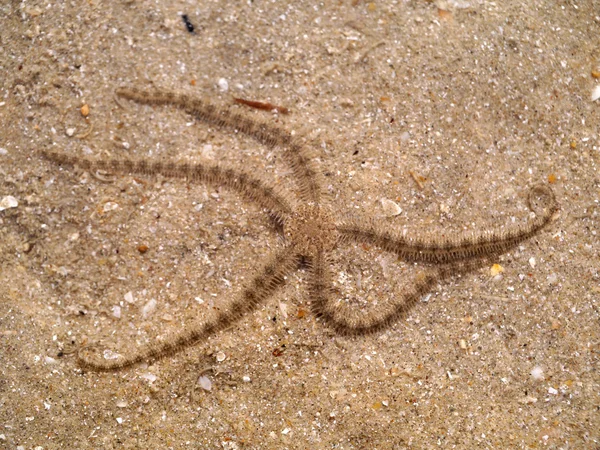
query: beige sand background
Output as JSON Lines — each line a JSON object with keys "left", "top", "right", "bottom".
{"left": 1, "top": 1, "right": 599, "bottom": 448}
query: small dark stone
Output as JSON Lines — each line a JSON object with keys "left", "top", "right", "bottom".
{"left": 181, "top": 14, "right": 195, "bottom": 33}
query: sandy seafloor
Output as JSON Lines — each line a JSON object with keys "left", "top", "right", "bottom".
{"left": 1, "top": 0, "right": 599, "bottom": 448}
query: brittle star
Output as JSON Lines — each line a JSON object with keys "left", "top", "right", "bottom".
{"left": 42, "top": 87, "right": 559, "bottom": 371}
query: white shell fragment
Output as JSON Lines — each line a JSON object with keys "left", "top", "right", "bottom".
{"left": 592, "top": 85, "right": 600, "bottom": 102}
{"left": 124, "top": 291, "right": 135, "bottom": 303}
{"left": 528, "top": 257, "right": 536, "bottom": 269}
{"left": 103, "top": 201, "right": 119, "bottom": 213}
{"left": 0, "top": 195, "right": 18, "bottom": 211}
{"left": 216, "top": 351, "right": 227, "bottom": 362}
{"left": 198, "top": 375, "right": 212, "bottom": 391}
{"left": 141, "top": 298, "right": 157, "bottom": 318}
{"left": 380, "top": 198, "right": 402, "bottom": 217}
{"left": 140, "top": 372, "right": 157, "bottom": 382}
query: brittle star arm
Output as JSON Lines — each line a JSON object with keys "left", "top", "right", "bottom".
{"left": 41, "top": 149, "right": 295, "bottom": 223}
{"left": 78, "top": 246, "right": 302, "bottom": 371}
{"left": 307, "top": 251, "right": 485, "bottom": 336}
{"left": 115, "top": 87, "right": 324, "bottom": 204}
{"left": 336, "top": 184, "right": 558, "bottom": 264}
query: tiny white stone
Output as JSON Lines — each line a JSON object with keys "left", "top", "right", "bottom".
{"left": 531, "top": 366, "right": 544, "bottom": 380}
{"left": 198, "top": 375, "right": 212, "bottom": 391}
{"left": 44, "top": 356, "right": 57, "bottom": 365}
{"left": 592, "top": 85, "right": 600, "bottom": 102}
{"left": 112, "top": 305, "right": 121, "bottom": 318}
{"left": 216, "top": 351, "right": 227, "bottom": 362}
{"left": 0, "top": 195, "right": 18, "bottom": 211}
{"left": 66, "top": 127, "right": 76, "bottom": 136}
{"left": 141, "top": 298, "right": 157, "bottom": 318}
{"left": 242, "top": 375, "right": 251, "bottom": 382}
{"left": 116, "top": 400, "right": 128, "bottom": 408}
{"left": 116, "top": 417, "right": 123, "bottom": 424}
{"left": 548, "top": 387, "right": 558, "bottom": 395}
{"left": 281, "top": 428, "right": 290, "bottom": 435}
{"left": 528, "top": 257, "right": 536, "bottom": 268}
{"left": 0, "top": 147, "right": 7, "bottom": 155}
{"left": 217, "top": 78, "right": 229, "bottom": 92}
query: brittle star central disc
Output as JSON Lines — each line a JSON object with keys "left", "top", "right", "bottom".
{"left": 283, "top": 204, "right": 338, "bottom": 255}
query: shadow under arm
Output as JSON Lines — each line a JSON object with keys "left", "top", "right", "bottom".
{"left": 42, "top": 149, "right": 295, "bottom": 223}
{"left": 77, "top": 246, "right": 301, "bottom": 371}
{"left": 336, "top": 184, "right": 558, "bottom": 264}
{"left": 307, "top": 251, "right": 483, "bottom": 336}
{"left": 115, "top": 87, "right": 324, "bottom": 205}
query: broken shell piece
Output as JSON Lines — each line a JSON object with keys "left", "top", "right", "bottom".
{"left": 592, "top": 85, "right": 600, "bottom": 102}
{"left": 141, "top": 298, "right": 157, "bottom": 318}
{"left": 198, "top": 375, "right": 212, "bottom": 391}
{"left": 0, "top": 195, "right": 18, "bottom": 211}
{"left": 380, "top": 198, "right": 402, "bottom": 217}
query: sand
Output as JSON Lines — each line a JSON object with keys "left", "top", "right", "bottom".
{"left": 0, "top": 0, "right": 599, "bottom": 448}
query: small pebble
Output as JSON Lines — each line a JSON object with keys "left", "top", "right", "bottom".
{"left": 531, "top": 366, "right": 544, "bottom": 381}
{"left": 242, "top": 375, "right": 251, "bottom": 382}
{"left": 0, "top": 195, "right": 18, "bottom": 211}
{"left": 112, "top": 305, "right": 121, "bottom": 319}
{"left": 0, "top": 147, "right": 7, "bottom": 155}
{"left": 528, "top": 257, "right": 536, "bottom": 268}
{"left": 519, "top": 395, "right": 538, "bottom": 404}
{"left": 124, "top": 291, "right": 135, "bottom": 303}
{"left": 548, "top": 387, "right": 558, "bottom": 395}
{"left": 198, "top": 375, "right": 212, "bottom": 391}
{"left": 592, "top": 85, "right": 600, "bottom": 102}
{"left": 44, "top": 356, "right": 57, "bottom": 365}
{"left": 217, "top": 78, "right": 229, "bottom": 92}
{"left": 116, "top": 417, "right": 123, "bottom": 424}
{"left": 66, "top": 127, "right": 76, "bottom": 137}
{"left": 216, "top": 351, "right": 227, "bottom": 362}
{"left": 490, "top": 263, "right": 504, "bottom": 277}
{"left": 116, "top": 400, "right": 128, "bottom": 408}
{"left": 80, "top": 104, "right": 90, "bottom": 117}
